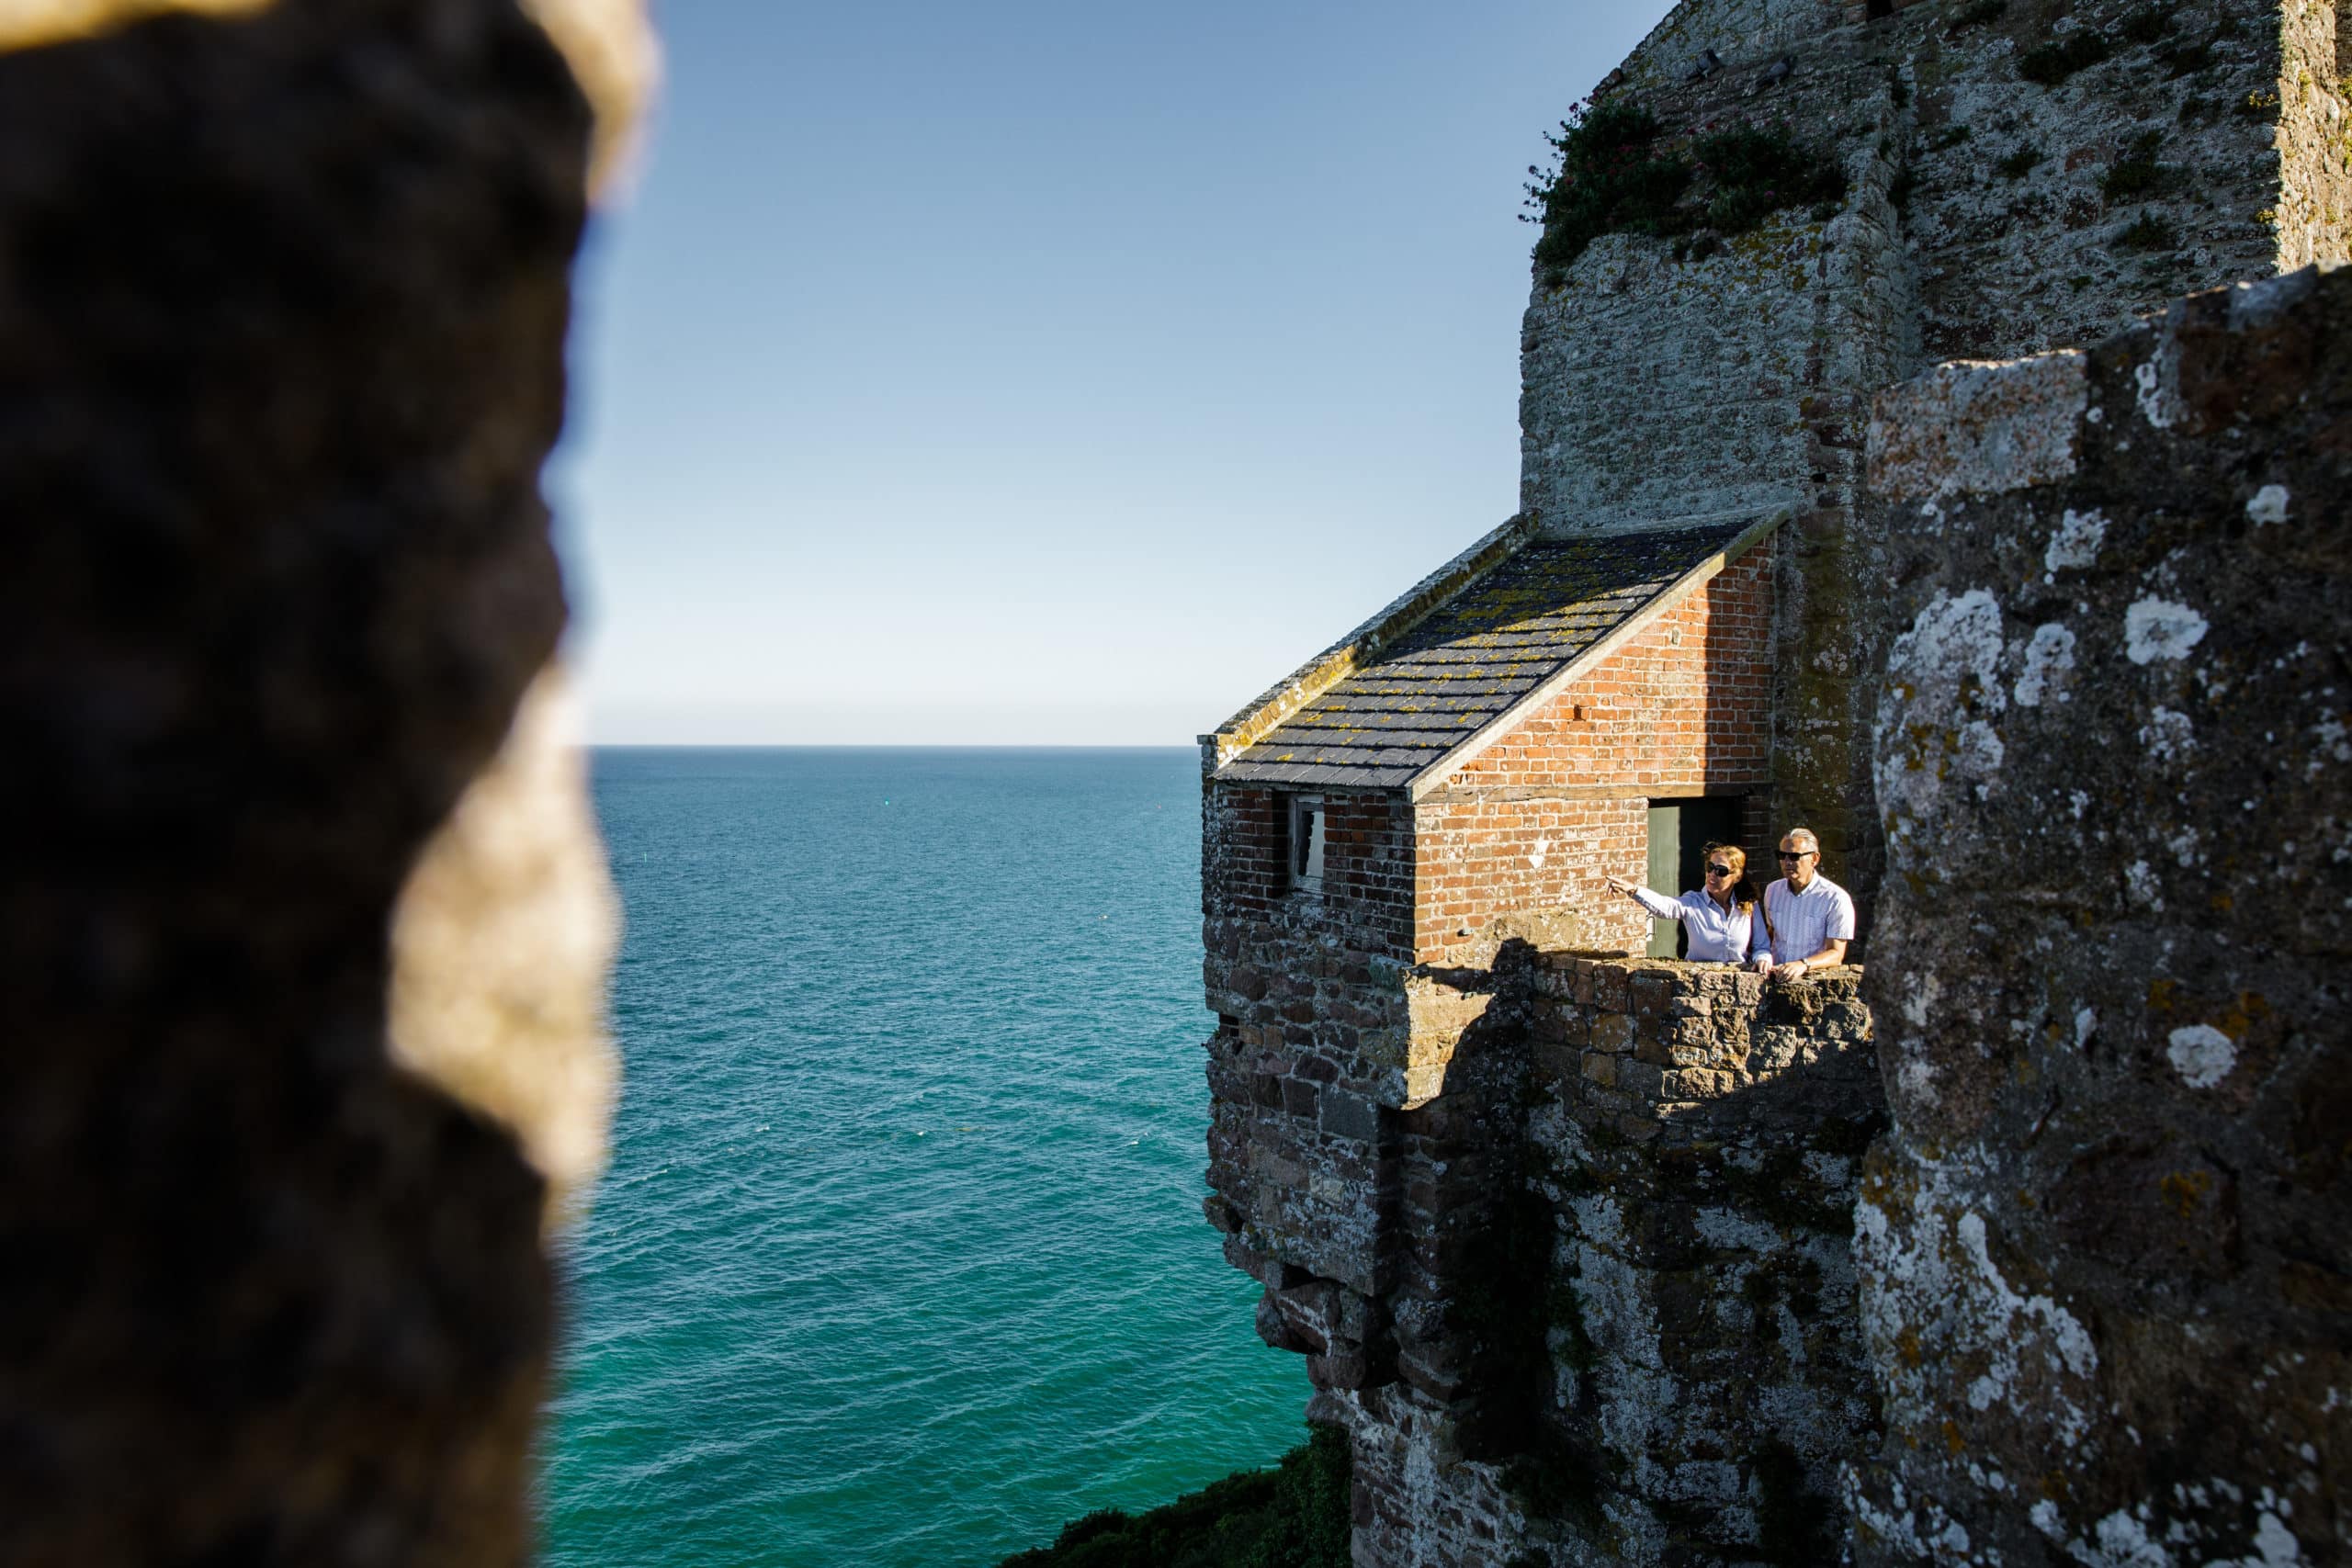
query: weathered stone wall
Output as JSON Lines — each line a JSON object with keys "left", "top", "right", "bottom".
{"left": 1849, "top": 264, "right": 2352, "bottom": 1566}
{"left": 1522, "top": 960, "right": 1881, "bottom": 1568}
{"left": 1204, "top": 784, "right": 1417, "bottom": 1306}
{"left": 1295, "top": 953, "right": 1882, "bottom": 1568}
{"left": 0, "top": 0, "right": 641, "bottom": 1559}
{"left": 1524, "top": 0, "right": 2347, "bottom": 935}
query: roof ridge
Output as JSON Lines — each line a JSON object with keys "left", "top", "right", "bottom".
{"left": 1199, "top": 512, "right": 1538, "bottom": 773}
{"left": 1211, "top": 510, "right": 1783, "bottom": 793}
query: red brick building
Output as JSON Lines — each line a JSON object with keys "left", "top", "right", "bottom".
{"left": 1204, "top": 510, "right": 1778, "bottom": 992}
{"left": 1196, "top": 508, "right": 1785, "bottom": 1423}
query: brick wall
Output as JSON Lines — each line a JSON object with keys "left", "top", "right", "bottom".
{"left": 1412, "top": 543, "right": 1775, "bottom": 959}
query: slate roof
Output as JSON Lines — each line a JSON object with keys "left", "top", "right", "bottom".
{"left": 1216, "top": 519, "right": 1760, "bottom": 791}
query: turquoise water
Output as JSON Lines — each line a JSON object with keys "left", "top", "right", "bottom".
{"left": 543, "top": 748, "right": 1311, "bottom": 1566}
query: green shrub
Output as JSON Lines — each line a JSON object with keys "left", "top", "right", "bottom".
{"left": 1947, "top": 0, "right": 2007, "bottom": 30}
{"left": 997, "top": 1424, "right": 1352, "bottom": 1568}
{"left": 1526, "top": 100, "right": 1692, "bottom": 273}
{"left": 1524, "top": 105, "right": 1845, "bottom": 276}
{"left": 2115, "top": 211, "right": 2177, "bottom": 250}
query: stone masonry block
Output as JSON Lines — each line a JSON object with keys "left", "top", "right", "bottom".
{"left": 1590, "top": 1012, "right": 1635, "bottom": 1055}
{"left": 1319, "top": 1089, "right": 1381, "bottom": 1144}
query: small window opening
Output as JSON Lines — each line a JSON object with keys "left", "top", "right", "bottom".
{"left": 1287, "top": 795, "right": 1327, "bottom": 893}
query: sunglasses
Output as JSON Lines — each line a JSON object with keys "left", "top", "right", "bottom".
{"left": 1704, "top": 863, "right": 1736, "bottom": 877}
{"left": 1776, "top": 851, "right": 1812, "bottom": 862}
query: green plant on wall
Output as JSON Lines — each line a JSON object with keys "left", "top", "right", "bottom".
{"left": 1524, "top": 100, "right": 1847, "bottom": 284}
{"left": 1524, "top": 99, "right": 1692, "bottom": 279}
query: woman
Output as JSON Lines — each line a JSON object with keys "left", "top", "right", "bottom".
{"left": 1604, "top": 842, "right": 1771, "bottom": 964}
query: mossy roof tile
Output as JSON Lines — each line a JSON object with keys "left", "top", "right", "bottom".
{"left": 1216, "top": 520, "right": 1754, "bottom": 790}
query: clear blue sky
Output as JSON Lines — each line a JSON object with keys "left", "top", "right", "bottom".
{"left": 557, "top": 1, "right": 1675, "bottom": 745}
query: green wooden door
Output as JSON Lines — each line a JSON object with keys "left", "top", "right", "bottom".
{"left": 1645, "top": 804, "right": 1679, "bottom": 957}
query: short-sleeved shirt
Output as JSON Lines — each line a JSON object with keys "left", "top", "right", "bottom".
{"left": 1630, "top": 886, "right": 1771, "bottom": 964}
{"left": 1763, "top": 873, "right": 1857, "bottom": 964}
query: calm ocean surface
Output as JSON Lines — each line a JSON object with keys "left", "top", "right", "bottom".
{"left": 543, "top": 748, "right": 1311, "bottom": 1566}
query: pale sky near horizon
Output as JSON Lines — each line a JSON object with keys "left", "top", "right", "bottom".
{"left": 557, "top": 1, "right": 1678, "bottom": 745}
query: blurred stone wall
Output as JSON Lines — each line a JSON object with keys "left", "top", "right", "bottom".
{"left": 1854, "top": 263, "right": 2351, "bottom": 1565}
{"left": 0, "top": 0, "right": 643, "bottom": 1560}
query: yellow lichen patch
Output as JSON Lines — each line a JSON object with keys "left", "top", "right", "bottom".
{"left": 0, "top": 0, "right": 268, "bottom": 55}
{"left": 1897, "top": 1325, "right": 1925, "bottom": 1368}
{"left": 2159, "top": 1169, "right": 2214, "bottom": 1220}
{"left": 2148, "top": 976, "right": 2180, "bottom": 1011}
{"left": 2220, "top": 991, "right": 2270, "bottom": 1037}
{"left": 1941, "top": 1419, "right": 1968, "bottom": 1455}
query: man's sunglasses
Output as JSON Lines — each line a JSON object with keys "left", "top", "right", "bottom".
{"left": 1776, "top": 851, "right": 1812, "bottom": 862}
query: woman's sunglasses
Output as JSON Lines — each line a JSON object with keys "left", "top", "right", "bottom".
{"left": 1704, "top": 863, "right": 1735, "bottom": 877}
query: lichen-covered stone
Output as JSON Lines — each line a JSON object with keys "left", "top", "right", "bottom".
{"left": 1852, "top": 263, "right": 2352, "bottom": 1567}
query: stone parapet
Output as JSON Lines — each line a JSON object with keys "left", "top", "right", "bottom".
{"left": 1518, "top": 959, "right": 1882, "bottom": 1568}
{"left": 1217, "top": 941, "right": 1883, "bottom": 1568}
{"left": 1850, "top": 265, "right": 2352, "bottom": 1565}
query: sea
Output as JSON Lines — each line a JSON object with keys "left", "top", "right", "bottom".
{"left": 541, "top": 747, "right": 1312, "bottom": 1567}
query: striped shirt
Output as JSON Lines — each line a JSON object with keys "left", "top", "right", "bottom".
{"left": 1763, "top": 874, "right": 1857, "bottom": 964}
{"left": 1630, "top": 886, "right": 1771, "bottom": 964}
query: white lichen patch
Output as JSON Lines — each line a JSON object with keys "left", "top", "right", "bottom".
{"left": 2085, "top": 1506, "right": 2173, "bottom": 1566}
{"left": 2127, "top": 860, "right": 2165, "bottom": 910}
{"left": 2308, "top": 716, "right": 2349, "bottom": 779}
{"left": 2126, "top": 599, "right": 2210, "bottom": 665}
{"left": 1878, "top": 590, "right": 2011, "bottom": 825}
{"left": 2246, "top": 484, "right": 2290, "bottom": 525}
{"left": 2015, "top": 624, "right": 2079, "bottom": 706}
{"left": 1854, "top": 1156, "right": 2101, "bottom": 1459}
{"left": 2135, "top": 349, "right": 2182, "bottom": 429}
{"left": 2166, "top": 1023, "right": 2238, "bottom": 1089}
{"left": 2141, "top": 706, "right": 2196, "bottom": 761}
{"left": 1898, "top": 1057, "right": 1939, "bottom": 1105}
{"left": 2047, "top": 508, "right": 2109, "bottom": 572}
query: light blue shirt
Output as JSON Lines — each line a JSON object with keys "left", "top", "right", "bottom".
{"left": 1631, "top": 886, "right": 1771, "bottom": 964}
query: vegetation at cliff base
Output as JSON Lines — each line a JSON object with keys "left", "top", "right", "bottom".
{"left": 1524, "top": 100, "right": 1846, "bottom": 284}
{"left": 997, "top": 1424, "right": 1351, "bottom": 1568}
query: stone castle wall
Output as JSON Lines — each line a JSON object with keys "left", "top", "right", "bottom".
{"left": 1209, "top": 6, "right": 2352, "bottom": 1565}
{"left": 1522, "top": 0, "right": 2347, "bottom": 924}
{"left": 1296, "top": 953, "right": 1883, "bottom": 1568}
{"left": 1850, "top": 264, "right": 2352, "bottom": 1566}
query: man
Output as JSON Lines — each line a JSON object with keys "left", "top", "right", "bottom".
{"left": 1756, "top": 827, "right": 1855, "bottom": 980}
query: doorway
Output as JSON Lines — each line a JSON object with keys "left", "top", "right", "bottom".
{"left": 1645, "top": 797, "right": 1747, "bottom": 957}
